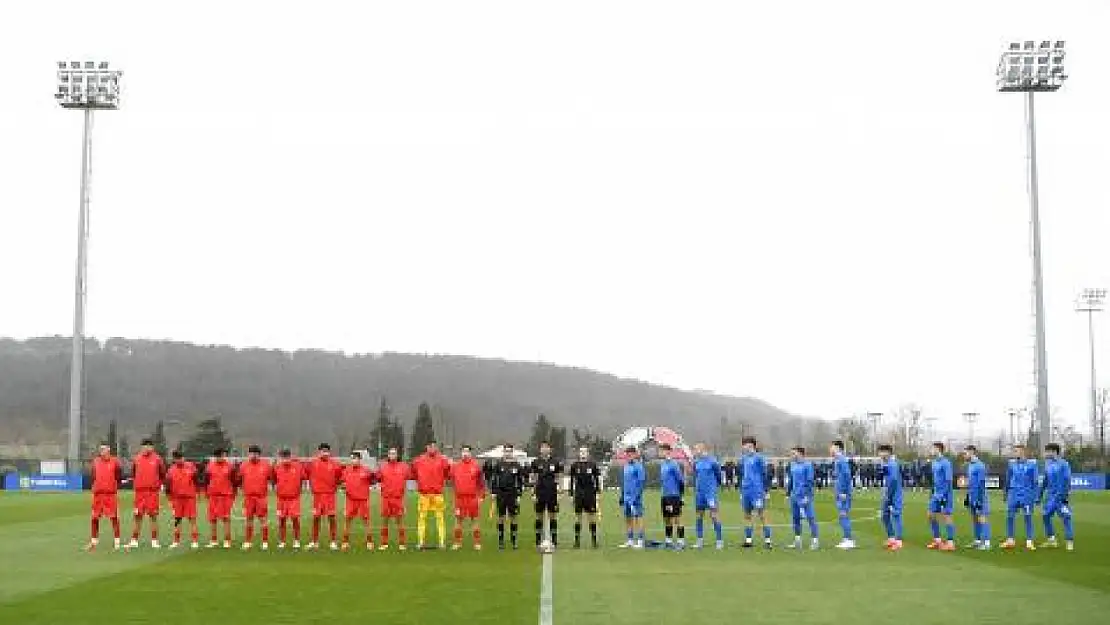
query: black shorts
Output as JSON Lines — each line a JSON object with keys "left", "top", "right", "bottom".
{"left": 661, "top": 496, "right": 683, "bottom": 519}
{"left": 534, "top": 492, "right": 559, "bottom": 515}
{"left": 496, "top": 494, "right": 520, "bottom": 517}
{"left": 574, "top": 492, "right": 598, "bottom": 515}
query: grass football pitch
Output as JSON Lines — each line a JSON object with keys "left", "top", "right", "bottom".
{"left": 1, "top": 489, "right": 1109, "bottom": 624}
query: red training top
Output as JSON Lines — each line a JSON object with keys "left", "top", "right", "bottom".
{"left": 91, "top": 455, "right": 122, "bottom": 495}
{"left": 343, "top": 465, "right": 375, "bottom": 501}
{"left": 274, "top": 459, "right": 306, "bottom": 499}
{"left": 205, "top": 459, "right": 236, "bottom": 497}
{"left": 378, "top": 460, "right": 410, "bottom": 499}
{"left": 450, "top": 457, "right": 485, "bottom": 497}
{"left": 132, "top": 451, "right": 165, "bottom": 492}
{"left": 308, "top": 456, "right": 343, "bottom": 495}
{"left": 412, "top": 451, "right": 451, "bottom": 495}
{"left": 166, "top": 460, "right": 198, "bottom": 498}
{"left": 239, "top": 459, "right": 274, "bottom": 497}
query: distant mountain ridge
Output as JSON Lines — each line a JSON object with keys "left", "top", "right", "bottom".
{"left": 0, "top": 337, "right": 806, "bottom": 451}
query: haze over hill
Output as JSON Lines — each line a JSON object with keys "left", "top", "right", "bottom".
{"left": 0, "top": 337, "right": 821, "bottom": 455}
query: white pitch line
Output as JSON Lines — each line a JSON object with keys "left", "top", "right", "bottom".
{"left": 538, "top": 551, "right": 553, "bottom": 625}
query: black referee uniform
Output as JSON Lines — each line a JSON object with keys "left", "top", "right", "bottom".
{"left": 569, "top": 459, "right": 601, "bottom": 548}
{"left": 491, "top": 459, "right": 525, "bottom": 549}
{"left": 530, "top": 456, "right": 563, "bottom": 546}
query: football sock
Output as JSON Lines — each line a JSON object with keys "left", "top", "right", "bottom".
{"left": 695, "top": 517, "right": 704, "bottom": 539}
{"left": 1006, "top": 512, "right": 1015, "bottom": 539}
{"left": 840, "top": 516, "right": 852, "bottom": 539}
{"left": 312, "top": 517, "right": 321, "bottom": 543}
{"left": 713, "top": 519, "right": 722, "bottom": 541}
{"left": 399, "top": 526, "right": 407, "bottom": 545}
{"left": 454, "top": 525, "right": 463, "bottom": 544}
{"left": 945, "top": 523, "right": 954, "bottom": 542}
{"left": 510, "top": 523, "right": 518, "bottom": 544}
{"left": 291, "top": 518, "right": 300, "bottom": 541}
{"left": 808, "top": 517, "right": 819, "bottom": 538}
{"left": 435, "top": 512, "right": 446, "bottom": 545}
{"left": 535, "top": 519, "right": 543, "bottom": 545}
{"left": 929, "top": 519, "right": 940, "bottom": 539}
{"left": 1062, "top": 513, "right": 1074, "bottom": 541}
{"left": 574, "top": 522, "right": 582, "bottom": 541}
{"left": 762, "top": 525, "right": 771, "bottom": 540}
{"left": 110, "top": 517, "right": 120, "bottom": 539}
{"left": 280, "top": 520, "right": 288, "bottom": 543}
{"left": 665, "top": 525, "right": 674, "bottom": 539}
{"left": 1023, "top": 513, "right": 1034, "bottom": 540}
{"left": 677, "top": 526, "right": 685, "bottom": 540}
{"left": 473, "top": 526, "right": 481, "bottom": 544}
{"left": 417, "top": 514, "right": 426, "bottom": 546}
{"left": 550, "top": 519, "right": 557, "bottom": 545}
{"left": 91, "top": 518, "right": 99, "bottom": 540}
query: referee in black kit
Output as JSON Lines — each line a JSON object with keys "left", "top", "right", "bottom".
{"left": 568, "top": 445, "right": 601, "bottom": 548}
{"left": 492, "top": 444, "right": 526, "bottom": 550}
{"left": 530, "top": 441, "right": 564, "bottom": 550}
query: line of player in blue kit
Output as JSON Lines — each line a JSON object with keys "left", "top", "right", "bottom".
{"left": 617, "top": 436, "right": 1077, "bottom": 552}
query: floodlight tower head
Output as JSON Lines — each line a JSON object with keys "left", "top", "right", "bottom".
{"left": 1076, "top": 288, "right": 1107, "bottom": 313}
{"left": 997, "top": 41, "right": 1067, "bottom": 93}
{"left": 55, "top": 60, "right": 122, "bottom": 110}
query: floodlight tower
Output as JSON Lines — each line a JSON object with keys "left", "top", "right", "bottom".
{"left": 1076, "top": 288, "right": 1106, "bottom": 450}
{"left": 996, "top": 41, "right": 1067, "bottom": 443}
{"left": 55, "top": 61, "right": 123, "bottom": 469}
{"left": 962, "top": 412, "right": 980, "bottom": 448}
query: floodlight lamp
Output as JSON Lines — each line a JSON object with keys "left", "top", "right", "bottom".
{"left": 997, "top": 40, "right": 1067, "bottom": 92}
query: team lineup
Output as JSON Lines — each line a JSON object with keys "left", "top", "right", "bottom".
{"left": 84, "top": 435, "right": 1077, "bottom": 554}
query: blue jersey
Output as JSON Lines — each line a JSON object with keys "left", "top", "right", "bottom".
{"left": 660, "top": 458, "right": 685, "bottom": 498}
{"left": 622, "top": 460, "right": 646, "bottom": 501}
{"left": 787, "top": 460, "right": 815, "bottom": 501}
{"left": 832, "top": 452, "right": 852, "bottom": 496}
{"left": 1041, "top": 457, "right": 1072, "bottom": 500}
{"left": 740, "top": 452, "right": 767, "bottom": 495}
{"left": 1006, "top": 458, "right": 1038, "bottom": 501}
{"left": 931, "top": 456, "right": 953, "bottom": 496}
{"left": 883, "top": 458, "right": 903, "bottom": 507}
{"left": 693, "top": 455, "right": 722, "bottom": 495}
{"left": 966, "top": 458, "right": 988, "bottom": 503}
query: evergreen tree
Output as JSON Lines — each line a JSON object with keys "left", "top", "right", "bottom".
{"left": 118, "top": 434, "right": 131, "bottom": 460}
{"left": 106, "top": 419, "right": 119, "bottom": 455}
{"left": 409, "top": 402, "right": 437, "bottom": 457}
{"left": 179, "top": 418, "right": 233, "bottom": 460}
{"left": 549, "top": 425, "right": 568, "bottom": 460}
{"left": 368, "top": 397, "right": 406, "bottom": 458}
{"left": 150, "top": 420, "right": 169, "bottom": 458}
{"left": 527, "top": 414, "right": 553, "bottom": 456}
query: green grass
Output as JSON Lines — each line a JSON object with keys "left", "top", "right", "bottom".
{"left": 1, "top": 489, "right": 1108, "bottom": 624}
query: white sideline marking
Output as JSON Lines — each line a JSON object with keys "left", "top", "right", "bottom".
{"left": 539, "top": 551, "right": 553, "bottom": 625}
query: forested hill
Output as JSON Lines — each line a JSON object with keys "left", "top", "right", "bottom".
{"left": 0, "top": 337, "right": 808, "bottom": 451}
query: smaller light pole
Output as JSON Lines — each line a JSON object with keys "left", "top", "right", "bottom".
{"left": 962, "top": 412, "right": 980, "bottom": 448}
{"left": 1076, "top": 288, "right": 1106, "bottom": 450}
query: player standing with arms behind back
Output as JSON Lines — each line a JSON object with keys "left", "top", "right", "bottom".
{"left": 307, "top": 443, "right": 344, "bottom": 551}
{"left": 659, "top": 443, "right": 686, "bottom": 550}
{"left": 341, "top": 452, "right": 376, "bottom": 551}
{"left": 739, "top": 436, "right": 773, "bottom": 549}
{"left": 962, "top": 445, "right": 991, "bottom": 550}
{"left": 830, "top": 440, "right": 855, "bottom": 550}
{"left": 691, "top": 443, "right": 723, "bottom": 549}
{"left": 879, "top": 444, "right": 904, "bottom": 551}
{"left": 377, "top": 447, "right": 411, "bottom": 550}
{"left": 165, "top": 450, "right": 200, "bottom": 549}
{"left": 128, "top": 438, "right": 166, "bottom": 550}
{"left": 1002, "top": 444, "right": 1038, "bottom": 551}
{"left": 926, "top": 442, "right": 956, "bottom": 551}
{"left": 530, "top": 441, "right": 563, "bottom": 551}
{"left": 785, "top": 447, "right": 819, "bottom": 550}
{"left": 1040, "top": 443, "right": 1074, "bottom": 550}
{"left": 450, "top": 444, "right": 486, "bottom": 550}
{"left": 619, "top": 446, "right": 646, "bottom": 549}
{"left": 413, "top": 441, "right": 452, "bottom": 550}
{"left": 239, "top": 444, "right": 274, "bottom": 551}
{"left": 273, "top": 449, "right": 305, "bottom": 550}
{"left": 568, "top": 446, "right": 601, "bottom": 549}
{"left": 86, "top": 444, "right": 123, "bottom": 551}
{"left": 204, "top": 448, "right": 236, "bottom": 548}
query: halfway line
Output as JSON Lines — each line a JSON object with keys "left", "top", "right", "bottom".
{"left": 538, "top": 551, "right": 553, "bottom": 625}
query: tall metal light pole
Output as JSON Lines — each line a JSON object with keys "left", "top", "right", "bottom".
{"left": 866, "top": 411, "right": 883, "bottom": 454}
{"left": 55, "top": 61, "right": 123, "bottom": 470}
{"left": 962, "top": 412, "right": 980, "bottom": 447}
{"left": 997, "top": 41, "right": 1068, "bottom": 443}
{"left": 1076, "top": 288, "right": 1106, "bottom": 452}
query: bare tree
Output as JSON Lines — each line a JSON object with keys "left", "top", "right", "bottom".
{"left": 835, "top": 417, "right": 871, "bottom": 455}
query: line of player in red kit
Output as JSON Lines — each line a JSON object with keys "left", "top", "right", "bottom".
{"left": 86, "top": 439, "right": 488, "bottom": 553}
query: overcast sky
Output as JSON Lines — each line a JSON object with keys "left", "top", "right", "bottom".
{"left": 2, "top": 1, "right": 1108, "bottom": 437}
